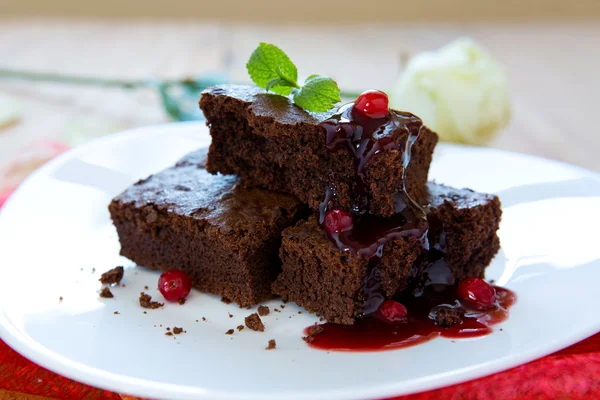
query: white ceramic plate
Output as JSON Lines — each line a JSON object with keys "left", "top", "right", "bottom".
{"left": 0, "top": 122, "right": 599, "bottom": 400}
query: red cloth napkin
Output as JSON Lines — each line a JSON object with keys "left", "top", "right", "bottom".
{"left": 1, "top": 150, "right": 599, "bottom": 400}
{"left": 0, "top": 335, "right": 599, "bottom": 400}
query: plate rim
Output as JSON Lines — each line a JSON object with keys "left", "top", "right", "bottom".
{"left": 0, "top": 121, "right": 599, "bottom": 400}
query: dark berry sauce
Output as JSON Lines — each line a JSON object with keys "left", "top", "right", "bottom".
{"left": 313, "top": 96, "right": 513, "bottom": 352}
{"left": 319, "top": 101, "right": 438, "bottom": 315}
{"left": 321, "top": 103, "right": 424, "bottom": 214}
{"left": 304, "top": 286, "right": 516, "bottom": 352}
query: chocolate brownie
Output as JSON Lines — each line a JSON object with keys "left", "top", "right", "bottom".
{"left": 199, "top": 85, "right": 438, "bottom": 216}
{"left": 272, "top": 183, "right": 501, "bottom": 325}
{"left": 109, "top": 148, "right": 306, "bottom": 307}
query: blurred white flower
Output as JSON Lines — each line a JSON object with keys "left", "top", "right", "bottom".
{"left": 389, "top": 38, "right": 510, "bottom": 145}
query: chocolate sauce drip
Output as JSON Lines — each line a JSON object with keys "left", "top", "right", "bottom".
{"left": 319, "top": 103, "right": 431, "bottom": 315}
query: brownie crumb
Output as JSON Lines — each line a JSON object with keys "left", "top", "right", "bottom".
{"left": 221, "top": 296, "right": 232, "bottom": 304}
{"left": 274, "top": 308, "right": 280, "bottom": 313}
{"left": 257, "top": 305, "right": 270, "bottom": 316}
{"left": 430, "top": 305, "right": 462, "bottom": 328}
{"left": 225, "top": 329, "right": 234, "bottom": 335}
{"left": 99, "top": 266, "right": 124, "bottom": 285}
{"left": 237, "top": 325, "right": 244, "bottom": 331}
{"left": 143, "top": 311, "right": 147, "bottom": 314}
{"left": 202, "top": 317, "right": 206, "bottom": 321}
{"left": 298, "top": 311, "right": 302, "bottom": 314}
{"left": 91, "top": 268, "right": 95, "bottom": 273}
{"left": 59, "top": 296, "right": 63, "bottom": 302}
{"left": 166, "top": 327, "right": 171, "bottom": 331}
{"left": 266, "top": 339, "right": 276, "bottom": 350}
{"left": 121, "top": 284, "right": 126, "bottom": 288}
{"left": 178, "top": 298, "right": 186, "bottom": 305}
{"left": 280, "top": 305, "right": 285, "bottom": 309}
{"left": 113, "top": 311, "right": 120, "bottom": 315}
{"left": 302, "top": 324, "right": 324, "bottom": 343}
{"left": 144, "top": 285, "right": 149, "bottom": 290}
{"left": 173, "top": 327, "right": 184, "bottom": 334}
{"left": 165, "top": 332, "right": 173, "bottom": 336}
{"left": 139, "top": 292, "right": 164, "bottom": 309}
{"left": 245, "top": 313, "right": 265, "bottom": 332}
{"left": 99, "top": 287, "right": 114, "bottom": 298}
{"left": 228, "top": 313, "right": 233, "bottom": 318}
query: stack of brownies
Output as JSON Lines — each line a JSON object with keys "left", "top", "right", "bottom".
{"left": 109, "top": 84, "right": 501, "bottom": 325}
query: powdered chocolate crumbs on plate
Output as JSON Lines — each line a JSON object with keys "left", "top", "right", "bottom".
{"left": 173, "top": 327, "right": 184, "bottom": 334}
{"left": 99, "top": 266, "right": 124, "bottom": 285}
{"left": 266, "top": 339, "right": 276, "bottom": 350}
{"left": 165, "top": 332, "right": 173, "bottom": 336}
{"left": 257, "top": 305, "right": 270, "bottom": 316}
{"left": 225, "top": 329, "right": 234, "bottom": 335}
{"left": 99, "top": 287, "right": 113, "bottom": 298}
{"left": 139, "top": 292, "right": 164, "bottom": 309}
{"left": 245, "top": 313, "right": 265, "bottom": 332}
{"left": 237, "top": 325, "right": 244, "bottom": 331}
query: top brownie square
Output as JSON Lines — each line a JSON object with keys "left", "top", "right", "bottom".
{"left": 200, "top": 85, "right": 438, "bottom": 216}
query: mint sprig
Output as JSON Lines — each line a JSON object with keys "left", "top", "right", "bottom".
{"left": 246, "top": 43, "right": 341, "bottom": 112}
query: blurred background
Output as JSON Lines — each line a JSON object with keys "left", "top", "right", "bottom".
{"left": 0, "top": 1, "right": 599, "bottom": 198}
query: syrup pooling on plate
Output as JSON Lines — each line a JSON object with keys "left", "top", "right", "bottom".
{"left": 304, "top": 286, "right": 516, "bottom": 352}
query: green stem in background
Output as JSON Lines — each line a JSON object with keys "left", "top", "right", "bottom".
{"left": 0, "top": 68, "right": 362, "bottom": 120}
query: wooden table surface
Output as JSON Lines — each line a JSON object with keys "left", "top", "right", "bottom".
{"left": 0, "top": 18, "right": 598, "bottom": 172}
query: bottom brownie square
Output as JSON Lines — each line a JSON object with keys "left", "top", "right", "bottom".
{"left": 109, "top": 149, "right": 305, "bottom": 306}
{"left": 272, "top": 183, "right": 502, "bottom": 324}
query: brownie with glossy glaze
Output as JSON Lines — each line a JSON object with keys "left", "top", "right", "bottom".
{"left": 199, "top": 84, "right": 438, "bottom": 216}
{"left": 272, "top": 183, "right": 501, "bottom": 324}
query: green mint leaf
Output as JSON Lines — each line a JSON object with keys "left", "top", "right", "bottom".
{"left": 292, "top": 75, "right": 341, "bottom": 112}
{"left": 265, "top": 78, "right": 296, "bottom": 95}
{"left": 247, "top": 43, "right": 298, "bottom": 95}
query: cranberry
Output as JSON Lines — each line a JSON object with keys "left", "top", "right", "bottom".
{"left": 375, "top": 300, "right": 408, "bottom": 323}
{"left": 324, "top": 209, "right": 353, "bottom": 234}
{"left": 158, "top": 270, "right": 192, "bottom": 302}
{"left": 353, "top": 90, "right": 389, "bottom": 119}
{"left": 457, "top": 278, "right": 497, "bottom": 310}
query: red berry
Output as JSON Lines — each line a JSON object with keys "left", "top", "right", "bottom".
{"left": 375, "top": 300, "right": 408, "bottom": 323}
{"left": 158, "top": 270, "right": 192, "bottom": 302}
{"left": 457, "top": 278, "right": 497, "bottom": 310}
{"left": 353, "top": 90, "right": 389, "bottom": 119}
{"left": 324, "top": 209, "right": 353, "bottom": 234}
